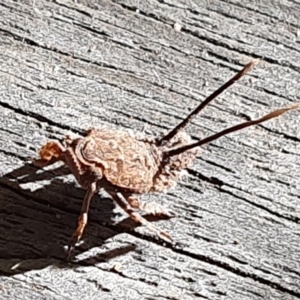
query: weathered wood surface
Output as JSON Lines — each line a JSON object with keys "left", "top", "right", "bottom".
{"left": 0, "top": 0, "right": 300, "bottom": 299}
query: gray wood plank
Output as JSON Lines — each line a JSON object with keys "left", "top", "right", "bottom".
{"left": 0, "top": 0, "right": 300, "bottom": 299}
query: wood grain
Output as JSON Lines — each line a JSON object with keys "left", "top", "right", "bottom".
{"left": 0, "top": 0, "right": 300, "bottom": 299}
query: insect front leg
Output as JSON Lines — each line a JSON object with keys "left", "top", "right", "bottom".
{"left": 67, "top": 182, "right": 97, "bottom": 260}
{"left": 125, "top": 195, "right": 175, "bottom": 218}
{"left": 110, "top": 192, "right": 173, "bottom": 243}
{"left": 33, "top": 141, "right": 66, "bottom": 167}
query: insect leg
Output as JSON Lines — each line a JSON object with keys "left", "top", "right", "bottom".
{"left": 125, "top": 195, "right": 175, "bottom": 218}
{"left": 110, "top": 192, "right": 173, "bottom": 243}
{"left": 166, "top": 104, "right": 300, "bottom": 157}
{"left": 67, "top": 182, "right": 97, "bottom": 260}
{"left": 158, "top": 60, "right": 259, "bottom": 145}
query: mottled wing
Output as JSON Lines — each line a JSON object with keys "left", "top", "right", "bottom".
{"left": 81, "top": 128, "right": 160, "bottom": 193}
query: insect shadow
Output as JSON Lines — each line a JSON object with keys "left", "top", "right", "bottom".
{"left": 0, "top": 162, "right": 159, "bottom": 274}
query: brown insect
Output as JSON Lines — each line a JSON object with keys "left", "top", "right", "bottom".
{"left": 34, "top": 60, "right": 299, "bottom": 260}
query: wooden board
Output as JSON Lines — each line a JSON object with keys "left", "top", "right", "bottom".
{"left": 0, "top": 0, "right": 300, "bottom": 299}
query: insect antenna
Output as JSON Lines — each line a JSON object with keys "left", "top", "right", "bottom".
{"left": 164, "top": 104, "right": 300, "bottom": 158}
{"left": 157, "top": 59, "right": 260, "bottom": 146}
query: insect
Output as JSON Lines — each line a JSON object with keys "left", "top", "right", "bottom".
{"left": 34, "top": 60, "right": 299, "bottom": 260}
